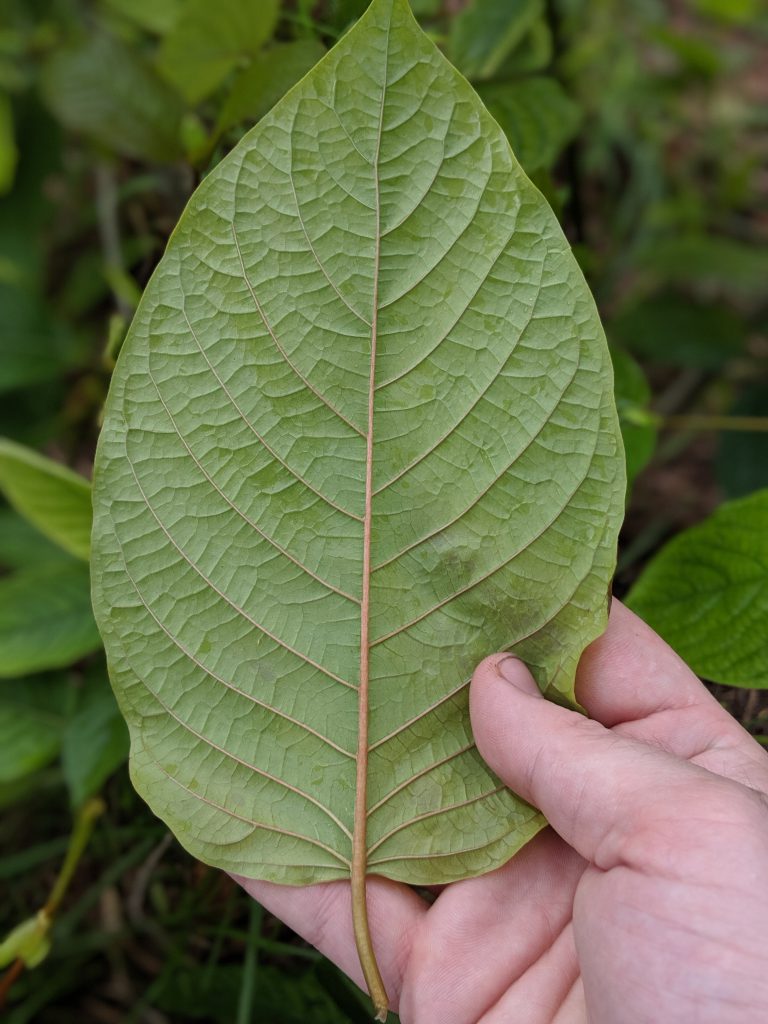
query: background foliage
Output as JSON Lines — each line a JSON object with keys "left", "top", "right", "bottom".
{"left": 0, "top": 0, "right": 766, "bottom": 1020}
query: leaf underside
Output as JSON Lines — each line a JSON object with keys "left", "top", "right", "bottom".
{"left": 92, "top": 0, "right": 624, "bottom": 889}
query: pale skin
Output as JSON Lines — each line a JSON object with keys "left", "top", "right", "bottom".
{"left": 236, "top": 601, "right": 768, "bottom": 1022}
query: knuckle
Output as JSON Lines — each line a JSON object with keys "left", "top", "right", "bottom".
{"left": 611, "top": 776, "right": 768, "bottom": 875}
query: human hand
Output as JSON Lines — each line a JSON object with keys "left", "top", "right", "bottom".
{"left": 236, "top": 601, "right": 768, "bottom": 1023}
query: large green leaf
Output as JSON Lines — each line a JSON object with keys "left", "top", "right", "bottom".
{"left": 0, "top": 562, "right": 101, "bottom": 677}
{"left": 157, "top": 0, "right": 280, "bottom": 104}
{"left": 92, "top": 0, "right": 623, "bottom": 948}
{"left": 627, "top": 490, "right": 768, "bottom": 688}
{"left": 0, "top": 440, "right": 92, "bottom": 561}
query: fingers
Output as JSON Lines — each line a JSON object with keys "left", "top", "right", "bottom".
{"left": 578, "top": 602, "right": 768, "bottom": 790}
{"left": 399, "top": 831, "right": 584, "bottom": 1024}
{"left": 234, "top": 874, "right": 426, "bottom": 1012}
{"left": 575, "top": 600, "right": 712, "bottom": 726}
{"left": 469, "top": 653, "right": 743, "bottom": 868}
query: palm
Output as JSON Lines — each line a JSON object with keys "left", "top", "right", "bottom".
{"left": 238, "top": 604, "right": 768, "bottom": 1023}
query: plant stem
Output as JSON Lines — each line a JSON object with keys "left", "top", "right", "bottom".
{"left": 236, "top": 903, "right": 263, "bottom": 1024}
{"left": 95, "top": 161, "right": 138, "bottom": 318}
{"left": 0, "top": 799, "right": 105, "bottom": 1008}
{"left": 44, "top": 798, "right": 105, "bottom": 917}
{"left": 0, "top": 957, "right": 24, "bottom": 1009}
{"left": 662, "top": 414, "right": 768, "bottom": 433}
{"left": 351, "top": 864, "right": 388, "bottom": 1022}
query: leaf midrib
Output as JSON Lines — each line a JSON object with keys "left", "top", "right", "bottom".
{"left": 350, "top": 11, "right": 390, "bottom": 1013}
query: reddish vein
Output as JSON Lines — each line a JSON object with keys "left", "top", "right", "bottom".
{"left": 350, "top": 25, "right": 390, "bottom": 1021}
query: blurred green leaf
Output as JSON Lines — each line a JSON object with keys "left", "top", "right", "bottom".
{"left": 315, "top": 960, "right": 399, "bottom": 1023}
{"left": 450, "top": 0, "right": 544, "bottom": 80}
{"left": 58, "top": 236, "right": 154, "bottom": 319}
{"left": 1, "top": 288, "right": 82, "bottom": 393}
{"left": 180, "top": 111, "right": 210, "bottom": 161}
{"left": 0, "top": 562, "right": 101, "bottom": 677}
{"left": 0, "top": 912, "right": 51, "bottom": 968}
{"left": 0, "top": 99, "right": 60, "bottom": 283}
{"left": 610, "top": 346, "right": 656, "bottom": 491}
{"left": 0, "top": 60, "right": 28, "bottom": 92}
{"left": 104, "top": 312, "right": 128, "bottom": 367}
{"left": 0, "top": 439, "right": 92, "bottom": 561}
{"left": 0, "top": 769, "right": 62, "bottom": 812}
{"left": 650, "top": 27, "right": 722, "bottom": 79}
{"left": 156, "top": 964, "right": 359, "bottom": 1023}
{"left": 627, "top": 490, "right": 768, "bottom": 688}
{"left": 102, "top": 264, "right": 142, "bottom": 312}
{"left": 4, "top": 670, "right": 74, "bottom": 717}
{"left": 40, "top": 33, "right": 185, "bottom": 162}
{"left": 0, "top": 670, "right": 122, "bottom": 808}
{"left": 635, "top": 236, "right": 768, "bottom": 302}
{"left": 611, "top": 292, "right": 746, "bottom": 370}
{"left": 0, "top": 703, "right": 61, "bottom": 784}
{"left": 410, "top": 0, "right": 440, "bottom": 14}
{"left": 716, "top": 384, "right": 768, "bottom": 499}
{"left": 496, "top": 19, "right": 553, "bottom": 75}
{"left": 62, "top": 683, "right": 128, "bottom": 807}
{"left": 157, "top": 0, "right": 280, "bottom": 104}
{"left": 0, "top": 379, "right": 68, "bottom": 449}
{"left": 691, "top": 0, "right": 762, "bottom": 24}
{"left": 0, "top": 508, "right": 68, "bottom": 570}
{"left": 0, "top": 100, "right": 80, "bottom": 404}
{"left": 0, "top": 671, "right": 72, "bottom": 791}
{"left": 330, "top": 0, "right": 370, "bottom": 30}
{"left": 101, "top": 0, "right": 183, "bottom": 35}
{"left": 218, "top": 40, "right": 326, "bottom": 135}
{"left": 478, "top": 76, "right": 581, "bottom": 173}
{"left": 0, "top": 92, "right": 17, "bottom": 194}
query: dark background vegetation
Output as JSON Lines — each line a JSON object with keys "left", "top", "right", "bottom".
{"left": 1, "top": 0, "right": 766, "bottom": 1020}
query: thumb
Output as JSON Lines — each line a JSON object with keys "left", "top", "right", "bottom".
{"left": 469, "top": 654, "right": 740, "bottom": 870}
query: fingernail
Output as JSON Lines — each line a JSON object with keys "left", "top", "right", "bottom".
{"left": 496, "top": 654, "right": 538, "bottom": 694}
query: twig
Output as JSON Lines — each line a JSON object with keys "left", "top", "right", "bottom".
{"left": 0, "top": 799, "right": 105, "bottom": 1009}
{"left": 127, "top": 834, "right": 173, "bottom": 927}
{"left": 0, "top": 958, "right": 24, "bottom": 1010}
{"left": 95, "top": 161, "right": 132, "bottom": 319}
{"left": 236, "top": 903, "right": 264, "bottom": 1024}
{"left": 44, "top": 799, "right": 105, "bottom": 918}
{"left": 662, "top": 414, "right": 768, "bottom": 433}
